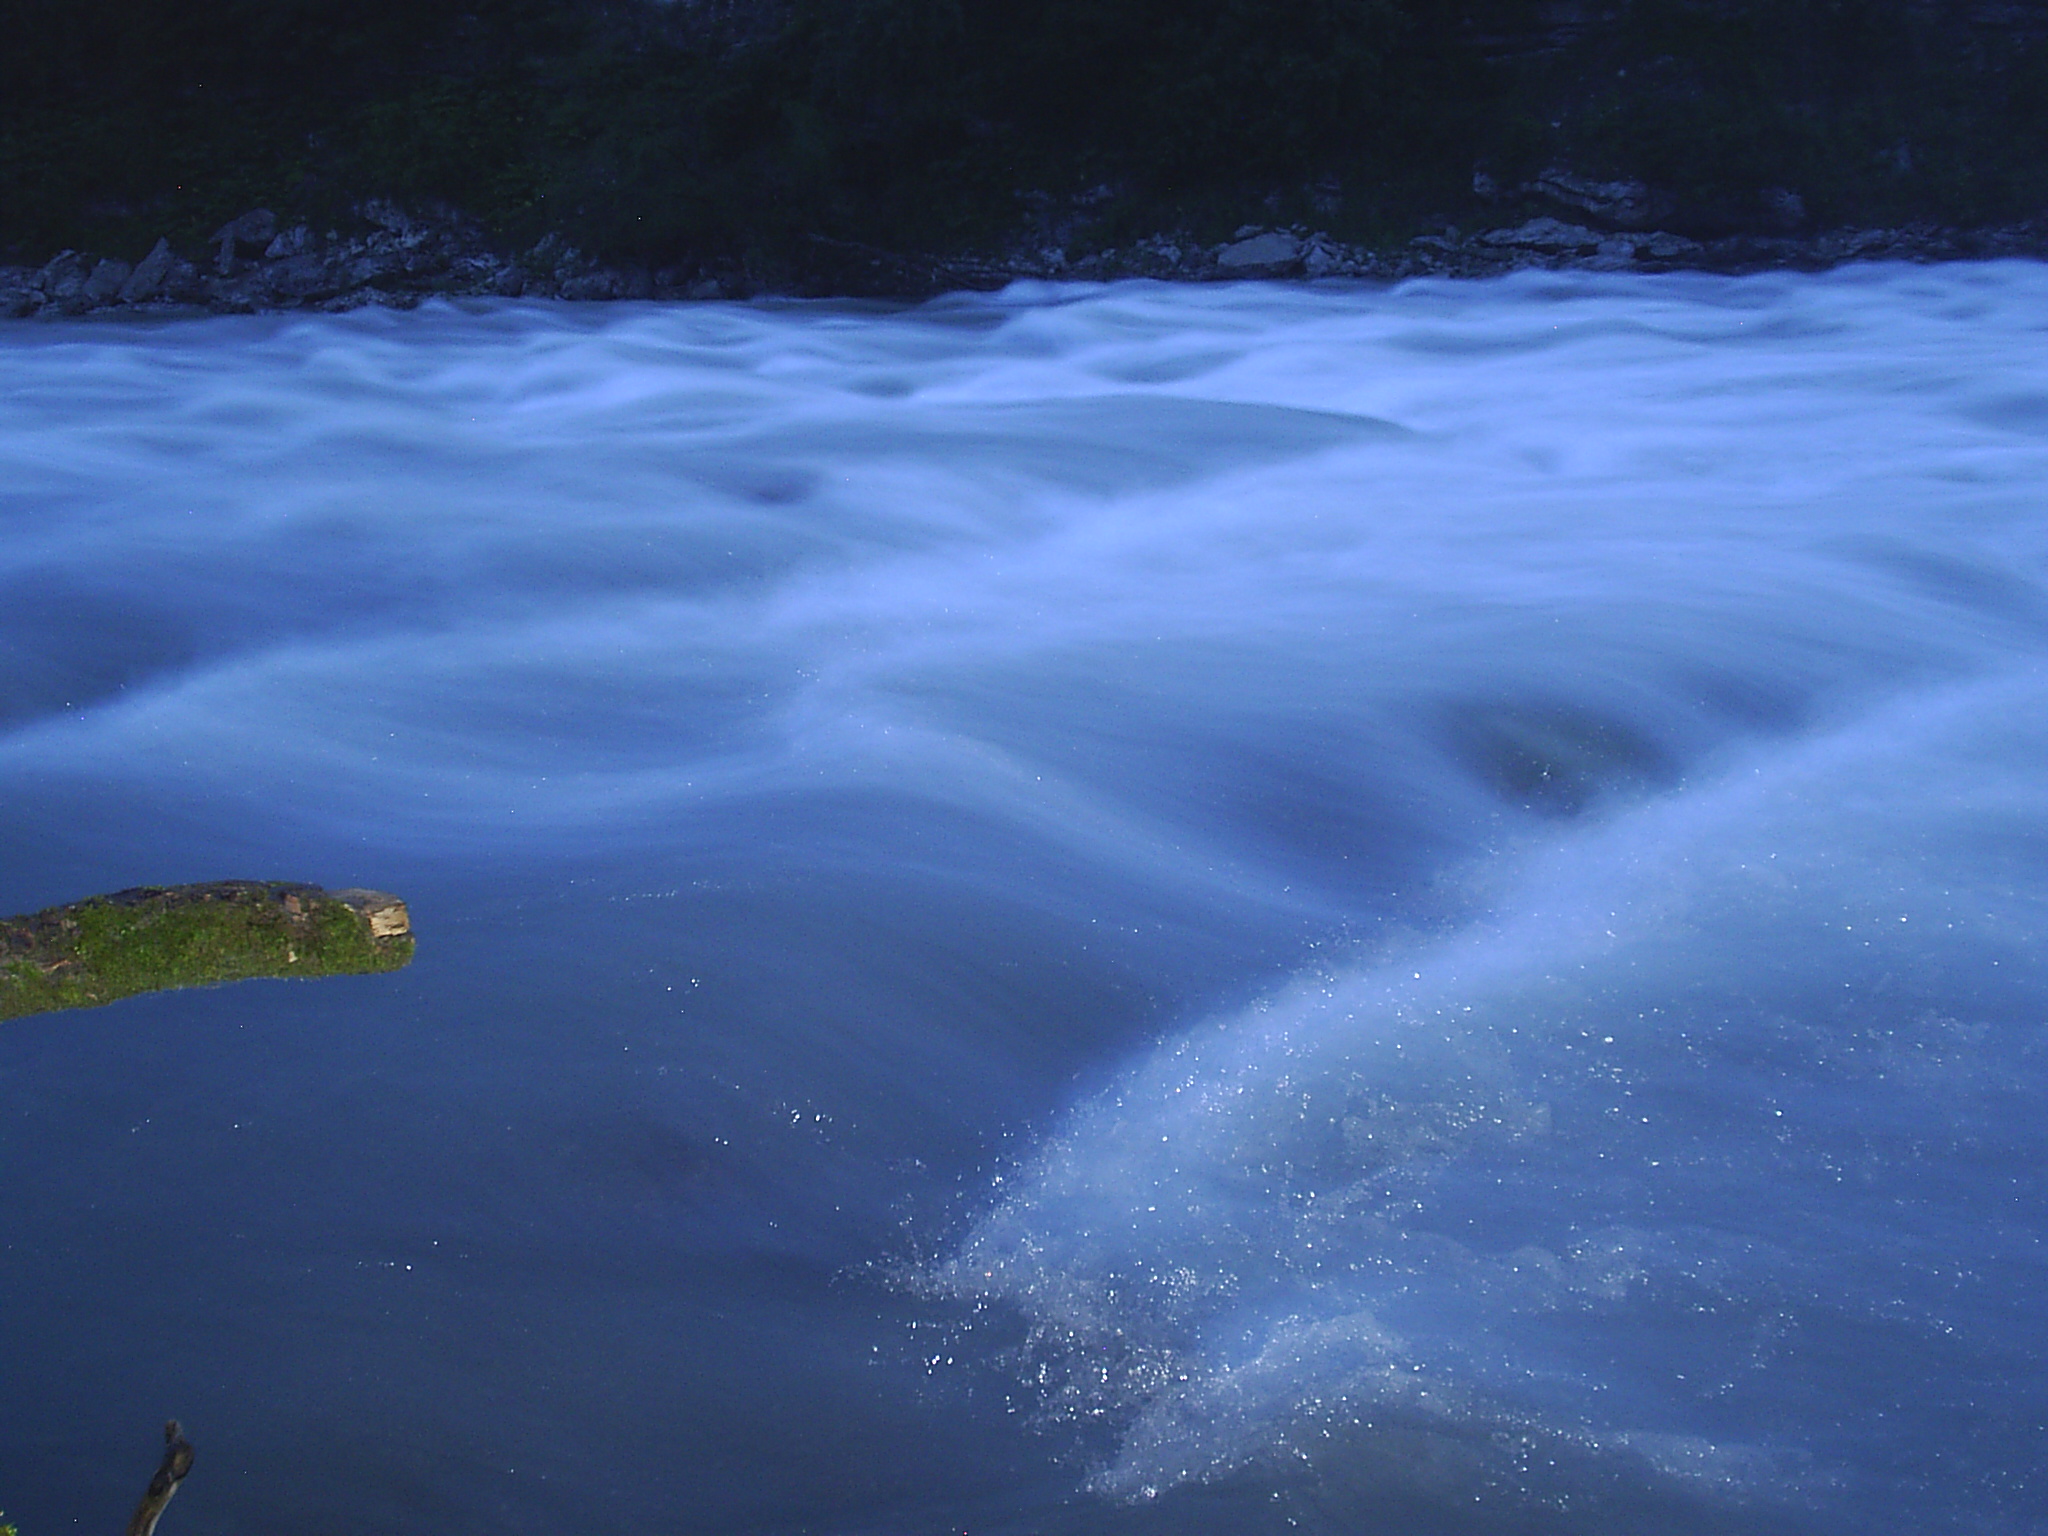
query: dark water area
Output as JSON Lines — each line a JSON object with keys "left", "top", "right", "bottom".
{"left": 3, "top": 268, "right": 2047, "bottom": 1534}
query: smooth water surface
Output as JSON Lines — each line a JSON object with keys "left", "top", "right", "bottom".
{"left": 3, "top": 267, "right": 2046, "bottom": 1534}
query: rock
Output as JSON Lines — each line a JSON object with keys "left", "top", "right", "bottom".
{"left": 1760, "top": 187, "right": 1807, "bottom": 232}
{"left": 359, "top": 199, "right": 413, "bottom": 235}
{"left": 159, "top": 257, "right": 210, "bottom": 304}
{"left": 258, "top": 254, "right": 338, "bottom": 302}
{"left": 1635, "top": 231, "right": 1704, "bottom": 261}
{"left": 1215, "top": 230, "right": 1303, "bottom": 274}
{"left": 82, "top": 257, "right": 132, "bottom": 304}
{"left": 1702, "top": 233, "right": 1815, "bottom": 271}
{"left": 342, "top": 247, "right": 396, "bottom": 287}
{"left": 1481, "top": 217, "right": 1603, "bottom": 253}
{"left": 685, "top": 277, "right": 722, "bottom": 300}
{"left": 448, "top": 254, "right": 500, "bottom": 288}
{"left": 39, "top": 250, "right": 90, "bottom": 301}
{"left": 211, "top": 209, "right": 277, "bottom": 273}
{"left": 1527, "top": 168, "right": 1669, "bottom": 229}
{"left": 1302, "top": 238, "right": 1346, "bottom": 277}
{"left": 560, "top": 269, "right": 623, "bottom": 301}
{"left": 0, "top": 270, "right": 40, "bottom": 317}
{"left": 117, "top": 238, "right": 177, "bottom": 303}
{"left": 262, "top": 225, "right": 315, "bottom": 260}
{"left": 492, "top": 265, "right": 526, "bottom": 297}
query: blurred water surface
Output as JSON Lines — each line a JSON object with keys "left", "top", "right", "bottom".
{"left": 2, "top": 266, "right": 2046, "bottom": 1534}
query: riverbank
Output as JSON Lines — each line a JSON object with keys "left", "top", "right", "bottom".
{"left": 8, "top": 201, "right": 2048, "bottom": 320}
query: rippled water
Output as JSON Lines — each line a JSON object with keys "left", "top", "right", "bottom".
{"left": 3, "top": 266, "right": 2046, "bottom": 1535}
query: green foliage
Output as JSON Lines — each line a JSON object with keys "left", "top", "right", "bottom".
{"left": 2, "top": 1, "right": 2044, "bottom": 273}
{"left": 0, "top": 0, "right": 1503, "bottom": 266}
{"left": 1525, "top": 0, "right": 2048, "bottom": 231}
{"left": 0, "top": 885, "right": 412, "bottom": 1022}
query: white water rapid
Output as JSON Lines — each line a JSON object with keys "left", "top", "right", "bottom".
{"left": 3, "top": 266, "right": 2046, "bottom": 1535}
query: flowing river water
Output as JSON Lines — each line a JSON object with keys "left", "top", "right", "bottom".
{"left": 3, "top": 266, "right": 2046, "bottom": 1534}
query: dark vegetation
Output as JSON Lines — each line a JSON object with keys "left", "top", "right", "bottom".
{"left": 4, "top": 1, "right": 2045, "bottom": 278}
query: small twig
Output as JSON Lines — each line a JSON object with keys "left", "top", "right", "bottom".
{"left": 125, "top": 1421, "right": 194, "bottom": 1536}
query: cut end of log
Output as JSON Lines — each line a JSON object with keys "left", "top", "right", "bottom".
{"left": 330, "top": 889, "right": 411, "bottom": 939}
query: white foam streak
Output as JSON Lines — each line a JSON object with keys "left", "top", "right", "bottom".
{"left": 930, "top": 668, "right": 2048, "bottom": 1499}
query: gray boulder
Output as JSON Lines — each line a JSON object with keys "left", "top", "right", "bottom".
{"left": 1215, "top": 230, "right": 1303, "bottom": 275}
{"left": 160, "top": 256, "right": 210, "bottom": 304}
{"left": 262, "top": 225, "right": 316, "bottom": 260}
{"left": 83, "top": 258, "right": 132, "bottom": 304}
{"left": 210, "top": 210, "right": 277, "bottom": 273}
{"left": 560, "top": 269, "right": 625, "bottom": 301}
{"left": 1481, "top": 218, "right": 1603, "bottom": 253}
{"left": 1302, "top": 237, "right": 1351, "bottom": 277}
{"left": 1528, "top": 169, "right": 1671, "bottom": 229}
{"left": 358, "top": 199, "right": 414, "bottom": 235}
{"left": 258, "top": 254, "right": 339, "bottom": 302}
{"left": 0, "top": 269, "right": 40, "bottom": 317}
{"left": 39, "top": 250, "right": 90, "bottom": 301}
{"left": 118, "top": 239, "right": 177, "bottom": 303}
{"left": 1635, "top": 231, "right": 1705, "bottom": 261}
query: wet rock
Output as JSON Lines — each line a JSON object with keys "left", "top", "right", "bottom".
{"left": 0, "top": 269, "right": 39, "bottom": 317}
{"left": 211, "top": 209, "right": 277, "bottom": 273}
{"left": 560, "top": 268, "right": 624, "bottom": 301}
{"left": 82, "top": 257, "right": 132, "bottom": 304}
{"left": 1528, "top": 168, "right": 1670, "bottom": 229}
{"left": 262, "top": 224, "right": 315, "bottom": 260}
{"left": 117, "top": 238, "right": 177, "bottom": 303}
{"left": 1481, "top": 218, "right": 1603, "bottom": 253}
{"left": 1634, "top": 231, "right": 1705, "bottom": 262}
{"left": 1703, "top": 233, "right": 1815, "bottom": 270}
{"left": 1302, "top": 237, "right": 1350, "bottom": 277}
{"left": 358, "top": 199, "right": 414, "bottom": 235}
{"left": 1216, "top": 230, "right": 1303, "bottom": 275}
{"left": 261, "top": 254, "right": 340, "bottom": 302}
{"left": 160, "top": 256, "right": 210, "bottom": 305}
{"left": 1587, "top": 237, "right": 1639, "bottom": 271}
{"left": 39, "top": 250, "right": 90, "bottom": 302}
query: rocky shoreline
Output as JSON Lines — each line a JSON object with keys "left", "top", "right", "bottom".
{"left": 6, "top": 197, "right": 2048, "bottom": 320}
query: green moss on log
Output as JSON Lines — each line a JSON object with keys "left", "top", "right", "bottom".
{"left": 0, "top": 881, "right": 413, "bottom": 1022}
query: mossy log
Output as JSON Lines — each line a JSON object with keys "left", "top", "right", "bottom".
{"left": 0, "top": 881, "right": 412, "bottom": 1022}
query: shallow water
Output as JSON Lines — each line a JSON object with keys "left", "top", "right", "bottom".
{"left": 3, "top": 267, "right": 2046, "bottom": 1534}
